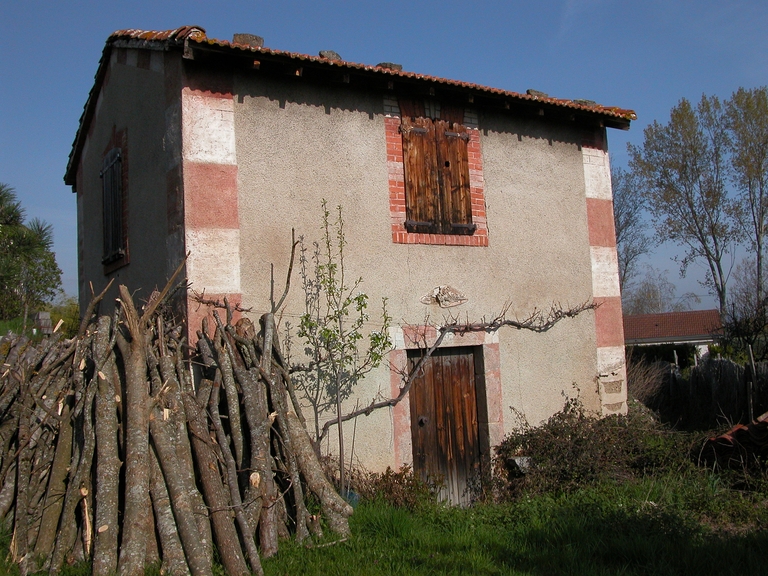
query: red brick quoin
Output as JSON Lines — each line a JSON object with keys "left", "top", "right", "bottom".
{"left": 385, "top": 116, "right": 489, "bottom": 246}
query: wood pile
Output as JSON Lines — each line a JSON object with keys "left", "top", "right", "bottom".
{"left": 0, "top": 277, "right": 351, "bottom": 576}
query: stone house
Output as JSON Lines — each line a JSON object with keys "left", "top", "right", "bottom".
{"left": 64, "top": 26, "right": 634, "bottom": 503}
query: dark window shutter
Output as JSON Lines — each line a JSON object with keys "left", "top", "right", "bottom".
{"left": 398, "top": 97, "right": 426, "bottom": 119}
{"left": 101, "top": 148, "right": 125, "bottom": 264}
{"left": 401, "top": 116, "right": 440, "bottom": 233}
{"left": 439, "top": 104, "right": 465, "bottom": 125}
{"left": 435, "top": 121, "right": 474, "bottom": 234}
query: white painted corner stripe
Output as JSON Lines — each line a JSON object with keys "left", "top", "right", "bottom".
{"left": 182, "top": 93, "right": 237, "bottom": 165}
{"left": 185, "top": 228, "right": 241, "bottom": 293}
{"left": 590, "top": 246, "right": 621, "bottom": 297}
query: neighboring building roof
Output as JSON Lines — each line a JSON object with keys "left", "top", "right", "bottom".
{"left": 64, "top": 25, "right": 636, "bottom": 186}
{"left": 623, "top": 309, "right": 723, "bottom": 346}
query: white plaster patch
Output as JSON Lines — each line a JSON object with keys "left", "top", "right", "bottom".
{"left": 182, "top": 93, "right": 236, "bottom": 165}
{"left": 389, "top": 326, "right": 406, "bottom": 350}
{"left": 483, "top": 330, "right": 500, "bottom": 345}
{"left": 185, "top": 228, "right": 241, "bottom": 293}
{"left": 583, "top": 148, "right": 613, "bottom": 200}
{"left": 590, "top": 246, "right": 621, "bottom": 297}
{"left": 596, "top": 345, "right": 626, "bottom": 379}
{"left": 597, "top": 345, "right": 628, "bottom": 413}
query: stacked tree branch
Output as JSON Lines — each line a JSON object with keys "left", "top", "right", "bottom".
{"left": 0, "top": 281, "right": 351, "bottom": 575}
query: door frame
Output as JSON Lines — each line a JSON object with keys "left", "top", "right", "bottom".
{"left": 388, "top": 325, "right": 504, "bottom": 485}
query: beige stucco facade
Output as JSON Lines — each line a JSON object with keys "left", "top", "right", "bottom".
{"left": 66, "top": 27, "right": 631, "bottom": 474}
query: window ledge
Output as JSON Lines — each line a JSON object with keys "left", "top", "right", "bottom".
{"left": 103, "top": 255, "right": 129, "bottom": 275}
{"left": 391, "top": 229, "right": 488, "bottom": 246}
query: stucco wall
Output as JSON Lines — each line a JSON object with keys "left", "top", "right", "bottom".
{"left": 77, "top": 49, "right": 618, "bottom": 471}
{"left": 223, "top": 72, "right": 602, "bottom": 471}
{"left": 76, "top": 47, "right": 179, "bottom": 312}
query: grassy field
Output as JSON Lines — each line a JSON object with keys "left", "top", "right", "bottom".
{"left": 263, "top": 477, "right": 767, "bottom": 576}
{"left": 264, "top": 400, "right": 768, "bottom": 575}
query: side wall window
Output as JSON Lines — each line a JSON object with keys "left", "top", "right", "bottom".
{"left": 100, "top": 147, "right": 127, "bottom": 268}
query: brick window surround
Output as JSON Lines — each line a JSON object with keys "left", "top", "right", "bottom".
{"left": 385, "top": 97, "right": 488, "bottom": 246}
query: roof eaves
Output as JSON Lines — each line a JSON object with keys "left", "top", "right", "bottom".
{"left": 65, "top": 26, "right": 637, "bottom": 186}
{"left": 189, "top": 34, "right": 637, "bottom": 123}
{"left": 64, "top": 27, "right": 207, "bottom": 185}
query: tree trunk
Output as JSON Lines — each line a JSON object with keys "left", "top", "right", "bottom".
{"left": 149, "top": 448, "right": 190, "bottom": 576}
{"left": 92, "top": 316, "right": 120, "bottom": 576}
{"left": 182, "top": 382, "right": 250, "bottom": 576}
{"left": 285, "top": 410, "right": 352, "bottom": 535}
{"left": 116, "top": 286, "right": 151, "bottom": 576}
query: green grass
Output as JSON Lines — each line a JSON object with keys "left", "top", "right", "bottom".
{"left": 264, "top": 479, "right": 768, "bottom": 576}
{"left": 0, "top": 317, "right": 24, "bottom": 337}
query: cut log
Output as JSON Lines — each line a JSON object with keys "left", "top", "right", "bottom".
{"left": 182, "top": 382, "right": 250, "bottom": 576}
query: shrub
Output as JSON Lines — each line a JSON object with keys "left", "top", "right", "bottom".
{"left": 626, "top": 354, "right": 668, "bottom": 406}
{"left": 494, "top": 398, "right": 700, "bottom": 498}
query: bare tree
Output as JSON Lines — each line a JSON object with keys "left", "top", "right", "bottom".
{"left": 611, "top": 166, "right": 652, "bottom": 291}
{"left": 623, "top": 266, "right": 699, "bottom": 315}
{"left": 317, "top": 300, "right": 596, "bottom": 439}
{"left": 629, "top": 95, "right": 736, "bottom": 314}
{"left": 723, "top": 258, "right": 768, "bottom": 361}
{"left": 727, "top": 87, "right": 768, "bottom": 316}
{"left": 290, "top": 202, "right": 391, "bottom": 495}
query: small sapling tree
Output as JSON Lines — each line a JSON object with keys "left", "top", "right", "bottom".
{"left": 291, "top": 201, "right": 391, "bottom": 493}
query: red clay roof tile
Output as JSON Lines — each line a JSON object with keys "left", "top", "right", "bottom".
{"left": 623, "top": 309, "right": 723, "bottom": 344}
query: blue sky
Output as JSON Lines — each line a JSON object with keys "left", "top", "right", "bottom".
{"left": 2, "top": 1, "right": 767, "bottom": 306}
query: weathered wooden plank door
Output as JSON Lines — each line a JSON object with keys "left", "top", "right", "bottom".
{"left": 408, "top": 347, "right": 481, "bottom": 505}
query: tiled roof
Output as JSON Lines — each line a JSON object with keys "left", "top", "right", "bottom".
{"left": 65, "top": 25, "right": 636, "bottom": 185}
{"left": 109, "top": 26, "right": 637, "bottom": 122}
{"left": 623, "top": 309, "right": 723, "bottom": 345}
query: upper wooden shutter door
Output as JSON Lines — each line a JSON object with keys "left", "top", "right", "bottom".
{"left": 435, "top": 121, "right": 474, "bottom": 235}
{"left": 401, "top": 116, "right": 440, "bottom": 233}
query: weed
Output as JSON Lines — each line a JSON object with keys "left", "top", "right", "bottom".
{"left": 350, "top": 464, "right": 440, "bottom": 509}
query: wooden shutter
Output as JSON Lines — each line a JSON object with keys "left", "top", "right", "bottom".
{"left": 401, "top": 116, "right": 440, "bottom": 233}
{"left": 436, "top": 121, "right": 474, "bottom": 234}
{"left": 399, "top": 98, "right": 475, "bottom": 236}
{"left": 101, "top": 148, "right": 124, "bottom": 264}
{"left": 439, "top": 104, "right": 465, "bottom": 125}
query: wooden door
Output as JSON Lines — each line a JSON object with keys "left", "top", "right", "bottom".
{"left": 408, "top": 347, "right": 481, "bottom": 505}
